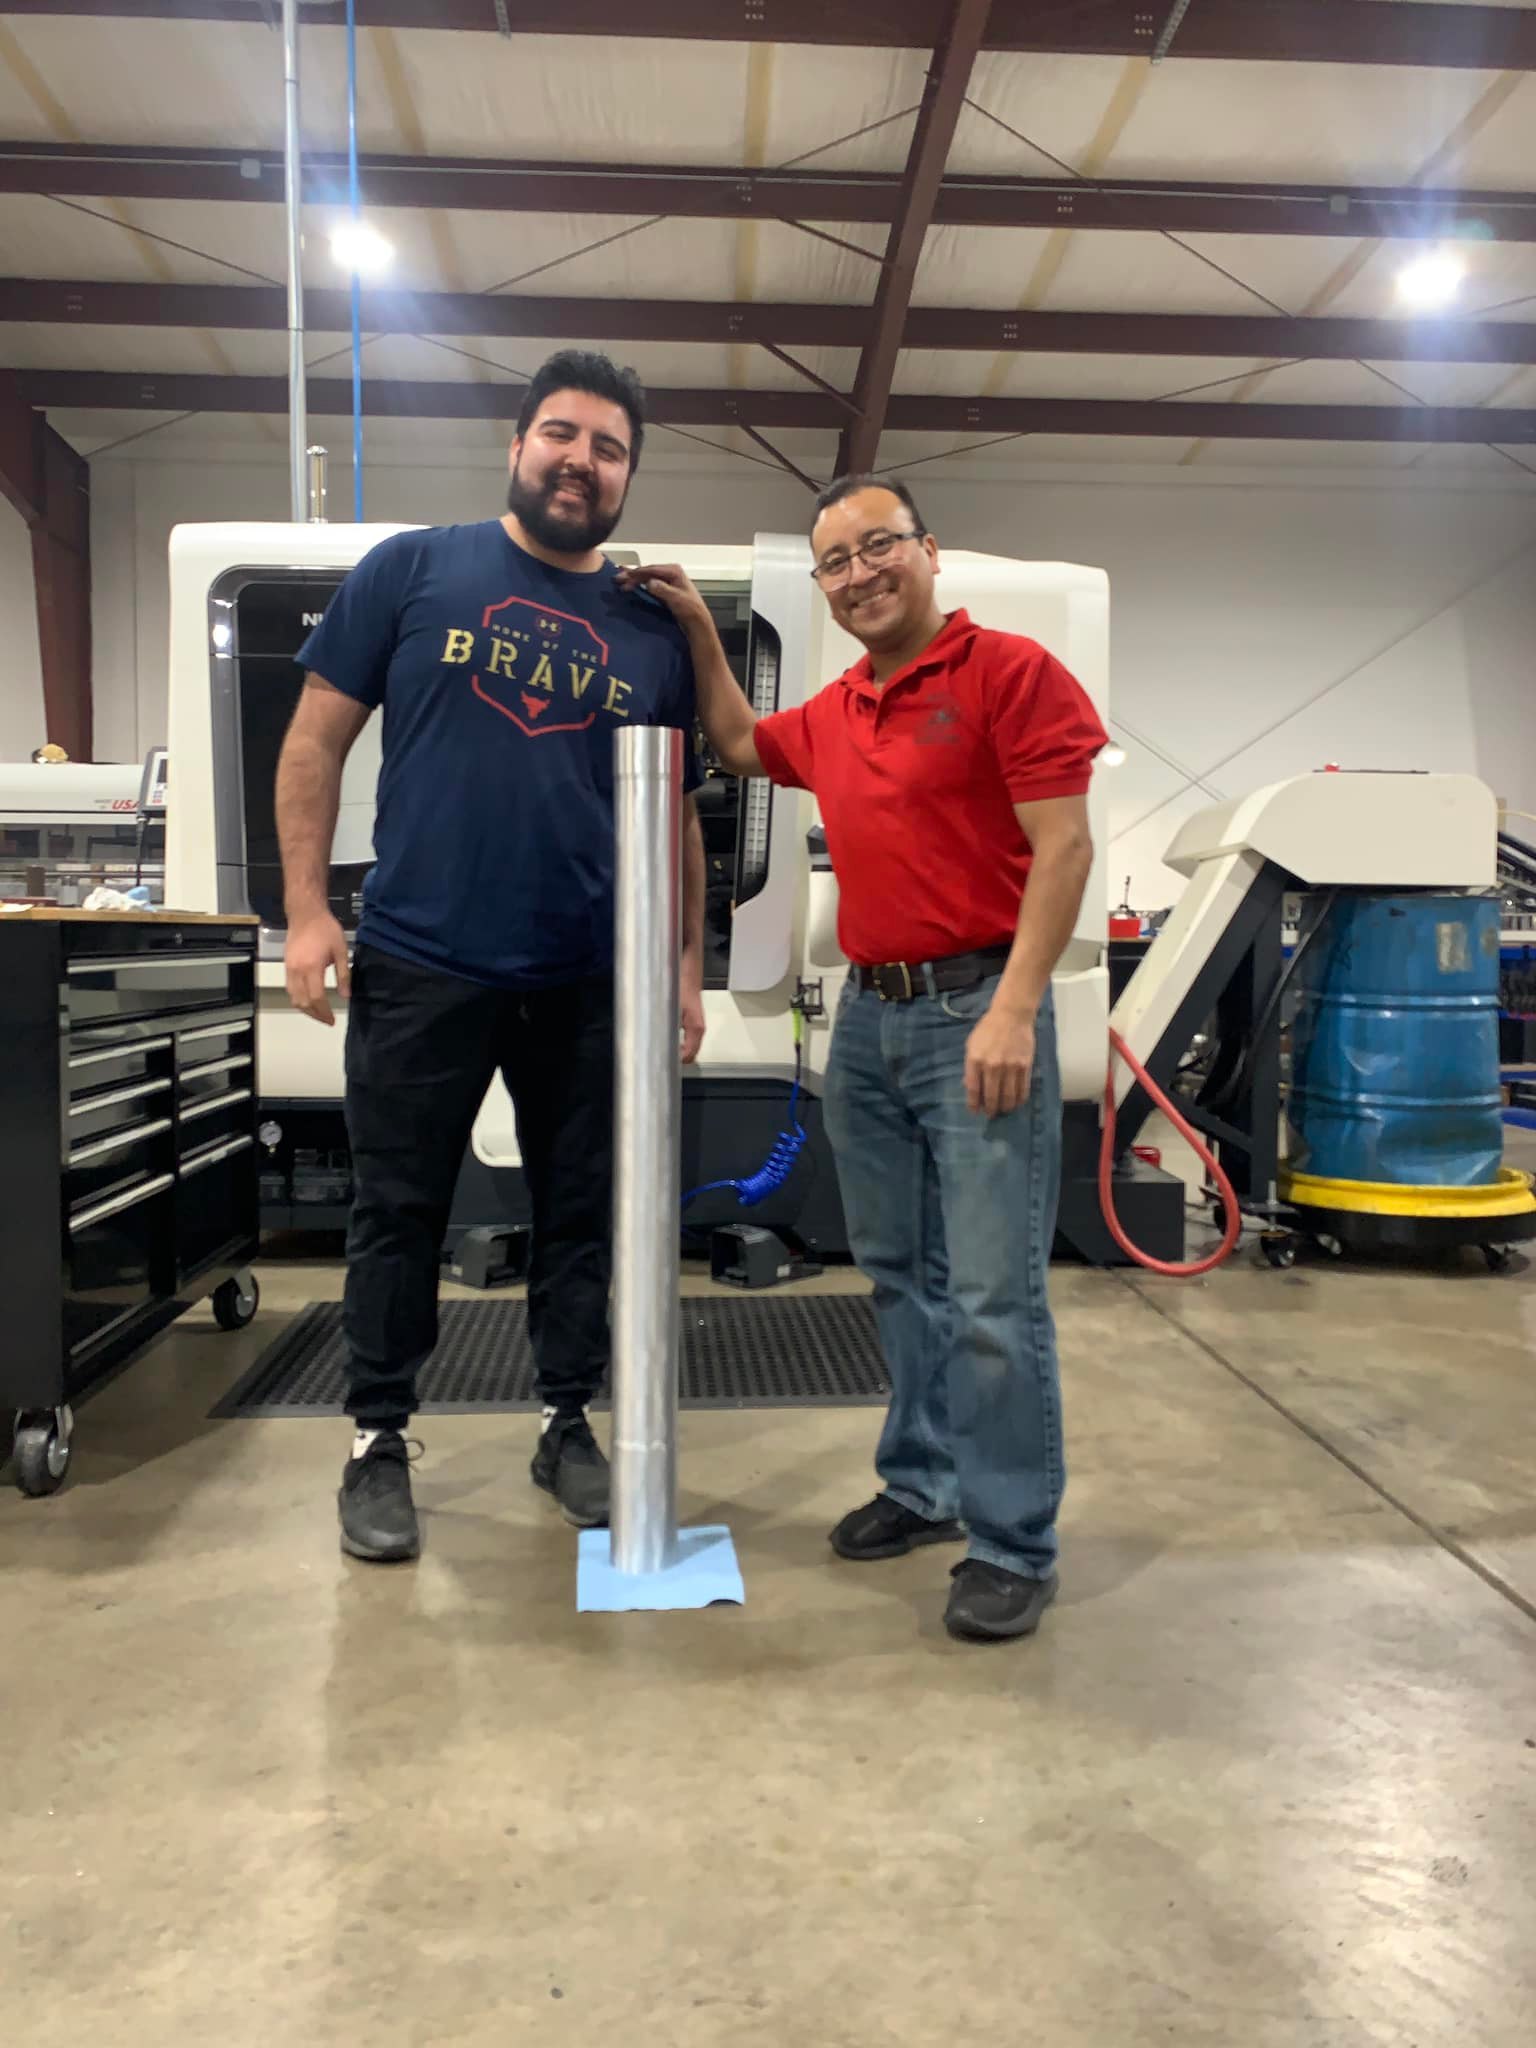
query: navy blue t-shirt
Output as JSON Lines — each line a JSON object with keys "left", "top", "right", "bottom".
{"left": 296, "top": 520, "right": 700, "bottom": 988}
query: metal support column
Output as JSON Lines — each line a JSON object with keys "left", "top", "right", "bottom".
{"left": 282, "top": 0, "right": 307, "bottom": 523}
{"left": 610, "top": 726, "right": 682, "bottom": 1575}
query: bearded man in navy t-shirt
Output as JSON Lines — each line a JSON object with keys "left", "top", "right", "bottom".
{"left": 275, "top": 350, "right": 707, "bottom": 1565}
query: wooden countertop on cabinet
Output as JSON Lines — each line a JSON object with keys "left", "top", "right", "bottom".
{"left": 0, "top": 908, "right": 260, "bottom": 925}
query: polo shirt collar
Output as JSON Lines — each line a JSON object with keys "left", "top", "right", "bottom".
{"left": 841, "top": 609, "right": 976, "bottom": 698}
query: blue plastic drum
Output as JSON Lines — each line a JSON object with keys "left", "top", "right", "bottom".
{"left": 1287, "top": 894, "right": 1503, "bottom": 1187}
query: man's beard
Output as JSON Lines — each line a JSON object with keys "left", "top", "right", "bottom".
{"left": 506, "top": 461, "right": 624, "bottom": 555}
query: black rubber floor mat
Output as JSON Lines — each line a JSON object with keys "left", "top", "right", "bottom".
{"left": 210, "top": 1294, "right": 889, "bottom": 1417}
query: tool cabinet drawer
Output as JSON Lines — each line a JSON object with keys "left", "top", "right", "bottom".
{"left": 65, "top": 1073, "right": 175, "bottom": 1147}
{"left": 65, "top": 1118, "right": 175, "bottom": 1206}
{"left": 65, "top": 948, "right": 253, "bottom": 1027}
{"left": 64, "top": 1032, "right": 173, "bottom": 1102}
{"left": 175, "top": 1015, "right": 253, "bottom": 1071}
{"left": 178, "top": 1046, "right": 256, "bottom": 1109}
{"left": 176, "top": 1132, "right": 258, "bottom": 1280}
{"left": 63, "top": 1173, "right": 175, "bottom": 1357}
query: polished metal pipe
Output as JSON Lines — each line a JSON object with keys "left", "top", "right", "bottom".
{"left": 610, "top": 725, "right": 682, "bottom": 1574}
{"left": 282, "top": 0, "right": 307, "bottom": 523}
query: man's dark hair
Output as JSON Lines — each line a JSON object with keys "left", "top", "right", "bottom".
{"left": 811, "top": 472, "right": 926, "bottom": 536}
{"left": 516, "top": 349, "right": 646, "bottom": 470}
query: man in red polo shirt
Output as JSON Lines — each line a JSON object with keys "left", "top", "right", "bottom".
{"left": 623, "top": 477, "right": 1106, "bottom": 1641}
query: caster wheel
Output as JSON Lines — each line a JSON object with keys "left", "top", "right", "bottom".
{"left": 1262, "top": 1234, "right": 1297, "bottom": 1271}
{"left": 1482, "top": 1244, "right": 1514, "bottom": 1275}
{"left": 212, "top": 1272, "right": 260, "bottom": 1330}
{"left": 1315, "top": 1234, "right": 1344, "bottom": 1261}
{"left": 13, "top": 1416, "right": 70, "bottom": 1497}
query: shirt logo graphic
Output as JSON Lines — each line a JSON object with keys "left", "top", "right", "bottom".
{"left": 439, "top": 594, "right": 634, "bottom": 739}
{"left": 915, "top": 699, "right": 962, "bottom": 746}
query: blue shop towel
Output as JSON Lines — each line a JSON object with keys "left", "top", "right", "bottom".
{"left": 576, "top": 1525, "right": 744, "bottom": 1612}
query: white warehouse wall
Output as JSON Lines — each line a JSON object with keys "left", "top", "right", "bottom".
{"left": 86, "top": 444, "right": 1536, "bottom": 905}
{"left": 911, "top": 469, "right": 1536, "bottom": 904}
{"left": 0, "top": 510, "right": 45, "bottom": 761}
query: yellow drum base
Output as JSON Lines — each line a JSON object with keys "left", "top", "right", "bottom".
{"left": 1280, "top": 1165, "right": 1536, "bottom": 1221}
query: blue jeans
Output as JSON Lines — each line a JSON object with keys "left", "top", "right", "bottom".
{"left": 822, "top": 974, "right": 1066, "bottom": 1579}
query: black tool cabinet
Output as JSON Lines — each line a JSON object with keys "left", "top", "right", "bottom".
{"left": 0, "top": 910, "right": 262, "bottom": 1496}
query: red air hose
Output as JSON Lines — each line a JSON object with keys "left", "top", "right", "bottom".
{"left": 1101, "top": 1027, "right": 1243, "bottom": 1277}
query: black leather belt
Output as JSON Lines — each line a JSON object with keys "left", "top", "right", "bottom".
{"left": 853, "top": 945, "right": 1011, "bottom": 1003}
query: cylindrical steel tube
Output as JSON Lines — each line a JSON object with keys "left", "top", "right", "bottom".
{"left": 282, "top": 0, "right": 307, "bottom": 524}
{"left": 610, "top": 725, "right": 682, "bottom": 1574}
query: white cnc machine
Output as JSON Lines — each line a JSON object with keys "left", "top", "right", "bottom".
{"left": 164, "top": 522, "right": 1115, "bottom": 1254}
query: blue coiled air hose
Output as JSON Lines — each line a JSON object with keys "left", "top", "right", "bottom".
{"left": 681, "top": 1007, "right": 809, "bottom": 1210}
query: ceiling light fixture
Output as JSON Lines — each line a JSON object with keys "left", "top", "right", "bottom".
{"left": 330, "top": 221, "right": 394, "bottom": 275}
{"left": 1396, "top": 250, "right": 1466, "bottom": 312}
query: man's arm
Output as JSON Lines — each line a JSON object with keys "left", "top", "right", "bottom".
{"left": 963, "top": 795, "right": 1095, "bottom": 1117}
{"left": 276, "top": 675, "right": 372, "bottom": 1027}
{"left": 617, "top": 564, "right": 763, "bottom": 777}
{"left": 679, "top": 794, "right": 707, "bottom": 1063}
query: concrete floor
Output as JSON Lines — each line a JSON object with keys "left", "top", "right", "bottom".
{"left": 4, "top": 1221, "right": 1536, "bottom": 2046}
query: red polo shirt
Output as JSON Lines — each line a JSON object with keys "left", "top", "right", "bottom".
{"left": 753, "top": 609, "right": 1106, "bottom": 967}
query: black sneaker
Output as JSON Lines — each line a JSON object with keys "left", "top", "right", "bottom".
{"left": 829, "top": 1494, "right": 965, "bottom": 1562}
{"left": 338, "top": 1432, "right": 421, "bottom": 1563}
{"left": 944, "top": 1561, "right": 1058, "bottom": 1642}
{"left": 530, "top": 1411, "right": 610, "bottom": 1529}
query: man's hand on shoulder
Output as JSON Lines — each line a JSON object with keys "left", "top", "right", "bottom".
{"left": 616, "top": 563, "right": 713, "bottom": 640}
{"left": 622, "top": 564, "right": 765, "bottom": 779}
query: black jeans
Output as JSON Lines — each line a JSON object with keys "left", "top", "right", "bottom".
{"left": 341, "top": 942, "right": 614, "bottom": 1430}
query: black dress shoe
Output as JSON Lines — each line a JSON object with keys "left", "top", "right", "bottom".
{"left": 944, "top": 1561, "right": 1058, "bottom": 1641}
{"left": 829, "top": 1494, "right": 965, "bottom": 1561}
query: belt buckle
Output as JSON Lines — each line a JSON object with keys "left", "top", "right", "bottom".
{"left": 876, "top": 962, "right": 913, "bottom": 1003}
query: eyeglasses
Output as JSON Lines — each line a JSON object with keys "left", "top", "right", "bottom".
{"left": 810, "top": 529, "right": 927, "bottom": 589}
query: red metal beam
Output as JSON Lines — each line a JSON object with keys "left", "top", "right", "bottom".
{"left": 5, "top": 277, "right": 1535, "bottom": 367}
{"left": 0, "top": 371, "right": 44, "bottom": 525}
{"left": 31, "top": 440, "right": 93, "bottom": 765}
{"left": 15, "top": 369, "right": 1536, "bottom": 445}
{"left": 840, "top": 0, "right": 992, "bottom": 476}
{"left": 4, "top": 2, "right": 1535, "bottom": 68}
{"left": 4, "top": 141, "right": 1534, "bottom": 245}
{"left": 0, "top": 373, "right": 92, "bottom": 760}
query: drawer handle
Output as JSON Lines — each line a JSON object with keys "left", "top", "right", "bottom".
{"left": 180, "top": 1052, "right": 254, "bottom": 1083}
{"left": 68, "top": 1076, "right": 173, "bottom": 1118}
{"left": 69, "top": 1115, "right": 174, "bottom": 1166}
{"left": 179, "top": 1019, "right": 253, "bottom": 1046}
{"left": 180, "top": 1086, "right": 253, "bottom": 1124}
{"left": 67, "top": 951, "right": 251, "bottom": 975}
{"left": 68, "top": 1034, "right": 174, "bottom": 1071}
{"left": 70, "top": 1172, "right": 175, "bottom": 1233}
{"left": 180, "top": 1132, "right": 255, "bottom": 1178}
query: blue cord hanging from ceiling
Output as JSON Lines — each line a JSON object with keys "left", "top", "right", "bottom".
{"left": 346, "top": 0, "right": 364, "bottom": 521}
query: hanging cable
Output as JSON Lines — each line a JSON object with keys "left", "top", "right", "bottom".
{"left": 1100, "top": 1027, "right": 1243, "bottom": 1278}
{"left": 1203, "top": 887, "right": 1334, "bottom": 1114}
{"left": 346, "top": 0, "right": 364, "bottom": 520}
{"left": 681, "top": 1006, "right": 810, "bottom": 1210}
